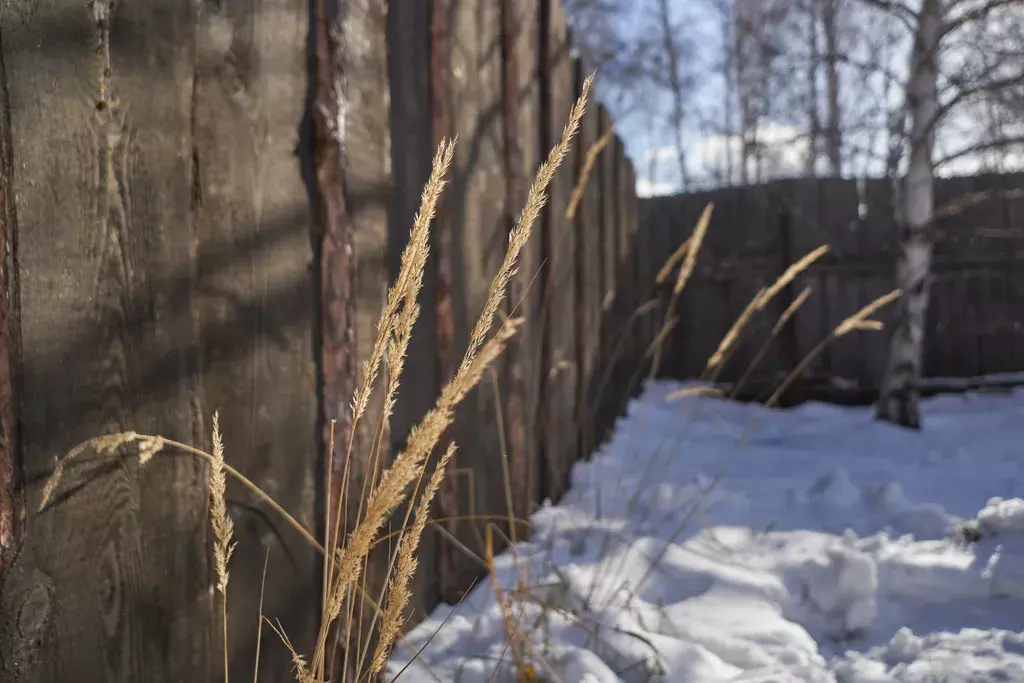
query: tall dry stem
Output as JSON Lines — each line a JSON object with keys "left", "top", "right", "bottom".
{"left": 648, "top": 202, "right": 713, "bottom": 379}
{"left": 209, "top": 412, "right": 236, "bottom": 683}
{"left": 704, "top": 245, "right": 829, "bottom": 377}
{"left": 327, "top": 139, "right": 457, "bottom": 591}
{"left": 730, "top": 286, "right": 814, "bottom": 398}
{"left": 369, "top": 442, "right": 458, "bottom": 677}
{"left": 309, "top": 74, "right": 594, "bottom": 679}
{"left": 565, "top": 127, "right": 613, "bottom": 222}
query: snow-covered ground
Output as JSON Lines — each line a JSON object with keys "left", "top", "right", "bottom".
{"left": 388, "top": 381, "right": 1024, "bottom": 682}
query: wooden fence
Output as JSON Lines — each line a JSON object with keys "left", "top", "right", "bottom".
{"left": 0, "top": 1, "right": 644, "bottom": 682}
{"left": 638, "top": 175, "right": 1024, "bottom": 398}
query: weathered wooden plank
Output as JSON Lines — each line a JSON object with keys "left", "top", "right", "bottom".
{"left": 538, "top": 0, "right": 578, "bottom": 502}
{"left": 193, "top": 0, "right": 319, "bottom": 679}
{"left": 612, "top": 137, "right": 635, "bottom": 406}
{"left": 644, "top": 195, "right": 679, "bottom": 375}
{"left": 503, "top": 0, "right": 542, "bottom": 525}
{"left": 795, "top": 179, "right": 832, "bottom": 378}
{"left": 428, "top": 0, "right": 461, "bottom": 605}
{"left": 598, "top": 108, "right": 617, "bottom": 317}
{"left": 575, "top": 61, "right": 601, "bottom": 457}
{"left": 441, "top": 0, "right": 508, "bottom": 595}
{"left": 0, "top": 2, "right": 210, "bottom": 681}
{"left": 770, "top": 181, "right": 804, "bottom": 382}
{"left": 624, "top": 152, "right": 642, "bottom": 395}
{"left": 634, "top": 205, "right": 655, "bottom": 378}
{"left": 386, "top": 0, "right": 436, "bottom": 616}
{"left": 677, "top": 188, "right": 736, "bottom": 380}
{"left": 340, "top": 3, "right": 393, "bottom": 673}
{"left": 988, "top": 271, "right": 1012, "bottom": 373}
{"left": 0, "top": 4, "right": 20, "bottom": 580}
{"left": 1007, "top": 268, "right": 1024, "bottom": 372}
{"left": 594, "top": 107, "right": 617, "bottom": 438}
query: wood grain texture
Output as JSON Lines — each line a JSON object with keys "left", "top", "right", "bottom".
{"left": 612, "top": 137, "right": 636, "bottom": 409}
{"left": 574, "top": 72, "right": 601, "bottom": 458}
{"left": 538, "top": 0, "right": 579, "bottom": 503}
{"left": 336, "top": 2, "right": 392, "bottom": 676}
{"left": 502, "top": 0, "right": 542, "bottom": 527}
{"left": 428, "top": 0, "right": 463, "bottom": 606}
{"left": 594, "top": 106, "right": 618, "bottom": 440}
{"left": 442, "top": 0, "right": 509, "bottom": 594}
{"left": 0, "top": 14, "right": 21, "bottom": 577}
{"left": 387, "top": 0, "right": 437, "bottom": 619}
{"left": 635, "top": 202, "right": 655, "bottom": 373}
{"left": 0, "top": 1, "right": 210, "bottom": 681}
{"left": 193, "top": 0, "right": 319, "bottom": 679}
{"left": 0, "top": 4, "right": 648, "bottom": 677}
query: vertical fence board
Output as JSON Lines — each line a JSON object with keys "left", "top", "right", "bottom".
{"left": 648, "top": 196, "right": 677, "bottom": 374}
{"left": 594, "top": 107, "right": 617, "bottom": 439}
{"left": 194, "top": 0, "right": 321, "bottom": 679}
{"left": 599, "top": 108, "right": 617, "bottom": 316}
{"left": 634, "top": 204, "right": 655, "bottom": 381}
{"left": 538, "top": 0, "right": 578, "bottom": 501}
{"left": 0, "top": 5, "right": 17, "bottom": 583}
{"left": 387, "top": 0, "right": 437, "bottom": 615}
{"left": 0, "top": 2, "right": 211, "bottom": 681}
{"left": 428, "top": 0, "right": 462, "bottom": 604}
{"left": 611, "top": 137, "right": 634, "bottom": 407}
{"left": 504, "top": 0, "right": 542, "bottom": 523}
{"left": 445, "top": 0, "right": 508, "bottom": 587}
{"left": 574, "top": 65, "right": 600, "bottom": 456}
{"left": 790, "top": 179, "right": 832, "bottom": 379}
{"left": 625, "top": 153, "right": 642, "bottom": 398}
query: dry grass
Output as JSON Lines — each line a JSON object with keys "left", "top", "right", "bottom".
{"left": 39, "top": 73, "right": 595, "bottom": 683}
{"left": 565, "top": 127, "right": 613, "bottom": 222}
{"left": 647, "top": 202, "right": 713, "bottom": 380}
{"left": 33, "top": 51, "right": 908, "bottom": 683}
{"left": 703, "top": 244, "right": 829, "bottom": 378}
{"left": 210, "top": 412, "right": 237, "bottom": 683}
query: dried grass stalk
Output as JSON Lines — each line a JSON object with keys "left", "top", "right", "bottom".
{"left": 309, "top": 74, "right": 595, "bottom": 679}
{"left": 647, "top": 203, "right": 714, "bottom": 380}
{"left": 210, "top": 412, "right": 236, "bottom": 597}
{"left": 666, "top": 386, "right": 725, "bottom": 401}
{"left": 566, "top": 127, "right": 613, "bottom": 221}
{"left": 209, "top": 412, "right": 237, "bottom": 683}
{"left": 705, "top": 245, "right": 829, "bottom": 374}
{"left": 655, "top": 237, "right": 691, "bottom": 285}
{"left": 370, "top": 442, "right": 458, "bottom": 676}
{"left": 773, "top": 286, "right": 813, "bottom": 336}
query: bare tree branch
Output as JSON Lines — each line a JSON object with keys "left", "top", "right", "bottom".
{"left": 934, "top": 135, "right": 1024, "bottom": 168}
{"left": 856, "top": 0, "right": 918, "bottom": 31}
{"left": 943, "top": 0, "right": 1021, "bottom": 37}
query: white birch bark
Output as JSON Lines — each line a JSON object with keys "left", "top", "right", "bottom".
{"left": 877, "top": 0, "right": 942, "bottom": 428}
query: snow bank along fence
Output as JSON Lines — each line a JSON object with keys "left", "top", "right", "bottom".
{"left": 638, "top": 174, "right": 1024, "bottom": 401}
{"left": 0, "top": 1, "right": 644, "bottom": 681}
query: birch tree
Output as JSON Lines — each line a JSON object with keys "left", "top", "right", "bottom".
{"left": 875, "top": 0, "right": 941, "bottom": 428}
{"left": 822, "top": 0, "right": 844, "bottom": 174}
{"left": 873, "top": 0, "right": 1024, "bottom": 428}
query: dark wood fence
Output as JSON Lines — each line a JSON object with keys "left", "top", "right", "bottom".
{"left": 0, "top": 1, "right": 645, "bottom": 681}
{"left": 638, "top": 175, "right": 1024, "bottom": 397}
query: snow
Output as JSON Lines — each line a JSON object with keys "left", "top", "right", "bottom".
{"left": 388, "top": 381, "right": 1024, "bottom": 682}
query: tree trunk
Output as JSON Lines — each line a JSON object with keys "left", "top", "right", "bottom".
{"left": 877, "top": 0, "right": 942, "bottom": 428}
{"left": 806, "top": 0, "right": 821, "bottom": 177}
{"left": 657, "top": 0, "right": 691, "bottom": 190}
{"left": 822, "top": 0, "right": 842, "bottom": 175}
